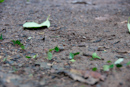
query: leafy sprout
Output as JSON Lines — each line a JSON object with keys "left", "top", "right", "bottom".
{"left": 92, "top": 67, "right": 97, "bottom": 71}
{"left": 0, "top": 34, "right": 3, "bottom": 40}
{"left": 69, "top": 52, "right": 80, "bottom": 59}
{"left": 92, "top": 52, "right": 101, "bottom": 59}
{"left": 0, "top": 0, "right": 4, "bottom": 3}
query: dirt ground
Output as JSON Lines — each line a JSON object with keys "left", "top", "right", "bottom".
{"left": 0, "top": 0, "right": 130, "bottom": 87}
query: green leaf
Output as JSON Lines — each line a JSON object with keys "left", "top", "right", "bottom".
{"left": 103, "top": 65, "right": 110, "bottom": 71}
{"left": 32, "top": 54, "right": 37, "bottom": 59}
{"left": 3, "top": 57, "right": 7, "bottom": 62}
{"left": 54, "top": 46, "right": 59, "bottom": 52}
{"left": 92, "top": 52, "right": 101, "bottom": 59}
{"left": 107, "top": 60, "right": 112, "bottom": 63}
{"left": 47, "top": 52, "right": 52, "bottom": 60}
{"left": 20, "top": 45, "right": 25, "bottom": 50}
{"left": 69, "top": 52, "right": 74, "bottom": 59}
{"left": 73, "top": 52, "right": 80, "bottom": 56}
{"left": 127, "top": 17, "right": 130, "bottom": 33}
{"left": 92, "top": 67, "right": 97, "bottom": 71}
{"left": 114, "top": 58, "right": 124, "bottom": 64}
{"left": 26, "top": 56, "right": 31, "bottom": 58}
{"left": 0, "top": 0, "right": 4, "bottom": 3}
{"left": 109, "top": 64, "right": 114, "bottom": 69}
{"left": 70, "top": 59, "right": 76, "bottom": 62}
{"left": 28, "top": 37, "right": 32, "bottom": 39}
{"left": 127, "top": 61, "right": 130, "bottom": 66}
{"left": 49, "top": 48, "right": 54, "bottom": 52}
{"left": 116, "top": 64, "right": 122, "bottom": 68}
{"left": 0, "top": 34, "right": 3, "bottom": 40}
{"left": 23, "top": 15, "right": 50, "bottom": 28}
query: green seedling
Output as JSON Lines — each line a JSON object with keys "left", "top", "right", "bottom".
{"left": 20, "top": 45, "right": 25, "bottom": 50}
{"left": 32, "top": 54, "right": 37, "bottom": 59}
{"left": 92, "top": 67, "right": 97, "bottom": 71}
{"left": 54, "top": 46, "right": 59, "bottom": 52}
{"left": 69, "top": 52, "right": 80, "bottom": 59}
{"left": 12, "top": 40, "right": 25, "bottom": 50}
{"left": 47, "top": 52, "right": 52, "bottom": 60}
{"left": 3, "top": 57, "right": 7, "bottom": 62}
{"left": 49, "top": 46, "right": 60, "bottom": 52}
{"left": 0, "top": 34, "right": 3, "bottom": 40}
{"left": 12, "top": 40, "right": 22, "bottom": 45}
{"left": 92, "top": 52, "right": 101, "bottom": 59}
{"left": 107, "top": 60, "right": 112, "bottom": 63}
{"left": 127, "top": 61, "right": 130, "bottom": 66}
{"left": 26, "top": 56, "right": 31, "bottom": 59}
{"left": 0, "top": 0, "right": 4, "bottom": 3}
{"left": 23, "top": 15, "right": 50, "bottom": 28}
{"left": 103, "top": 65, "right": 110, "bottom": 71}
{"left": 127, "top": 17, "right": 130, "bottom": 33}
{"left": 116, "top": 64, "right": 122, "bottom": 68}
{"left": 70, "top": 59, "right": 76, "bottom": 62}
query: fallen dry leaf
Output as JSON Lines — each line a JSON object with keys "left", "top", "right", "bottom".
{"left": 52, "top": 68, "right": 106, "bottom": 85}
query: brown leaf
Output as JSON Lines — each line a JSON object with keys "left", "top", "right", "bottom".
{"left": 52, "top": 69, "right": 106, "bottom": 85}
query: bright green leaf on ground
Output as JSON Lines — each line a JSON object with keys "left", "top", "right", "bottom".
{"left": 54, "top": 46, "right": 59, "bottom": 52}
{"left": 12, "top": 40, "right": 22, "bottom": 45}
{"left": 26, "top": 56, "right": 31, "bottom": 59}
{"left": 107, "top": 60, "right": 112, "bottom": 63}
{"left": 114, "top": 58, "right": 124, "bottom": 64}
{"left": 28, "top": 37, "right": 32, "bottom": 39}
{"left": 0, "top": 0, "right": 4, "bottom": 3}
{"left": 0, "top": 34, "right": 3, "bottom": 40}
{"left": 92, "top": 67, "right": 97, "bottom": 71}
{"left": 69, "top": 53, "right": 74, "bottom": 59}
{"left": 23, "top": 15, "right": 50, "bottom": 28}
{"left": 70, "top": 59, "right": 76, "bottom": 62}
{"left": 92, "top": 52, "right": 101, "bottom": 59}
{"left": 49, "top": 48, "right": 54, "bottom": 52}
{"left": 116, "top": 64, "right": 122, "bottom": 68}
{"left": 47, "top": 52, "right": 52, "bottom": 60}
{"left": 33, "top": 54, "right": 37, "bottom": 59}
{"left": 21, "top": 45, "right": 25, "bottom": 50}
{"left": 127, "top": 61, "right": 130, "bottom": 66}
{"left": 3, "top": 57, "right": 7, "bottom": 62}
{"left": 73, "top": 52, "right": 80, "bottom": 56}
{"left": 109, "top": 64, "right": 114, "bottom": 69}
{"left": 103, "top": 65, "right": 110, "bottom": 71}
{"left": 127, "top": 17, "right": 130, "bottom": 33}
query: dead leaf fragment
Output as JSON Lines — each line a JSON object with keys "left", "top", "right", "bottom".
{"left": 52, "top": 69, "right": 106, "bottom": 85}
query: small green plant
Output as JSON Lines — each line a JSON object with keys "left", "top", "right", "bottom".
{"left": 107, "top": 60, "right": 112, "bottom": 63}
{"left": 12, "top": 40, "right": 25, "bottom": 50}
{"left": 46, "top": 46, "right": 60, "bottom": 60}
{"left": 92, "top": 52, "right": 101, "bottom": 59}
{"left": 47, "top": 52, "right": 53, "bottom": 60}
{"left": 103, "top": 58, "right": 124, "bottom": 71}
{"left": 92, "top": 67, "right": 97, "bottom": 71}
{"left": 26, "top": 56, "right": 31, "bottom": 59}
{"left": 3, "top": 57, "right": 7, "bottom": 62}
{"left": 69, "top": 52, "right": 80, "bottom": 59}
{"left": 0, "top": 0, "right": 4, "bottom": 3}
{"left": 0, "top": 34, "right": 3, "bottom": 40}
{"left": 70, "top": 59, "right": 76, "bottom": 62}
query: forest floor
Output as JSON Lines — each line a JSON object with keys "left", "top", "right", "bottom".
{"left": 0, "top": 0, "right": 130, "bottom": 87}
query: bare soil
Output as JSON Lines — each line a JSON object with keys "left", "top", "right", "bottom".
{"left": 0, "top": 0, "right": 130, "bottom": 87}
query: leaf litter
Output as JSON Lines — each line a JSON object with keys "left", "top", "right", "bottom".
{"left": 51, "top": 68, "right": 106, "bottom": 85}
